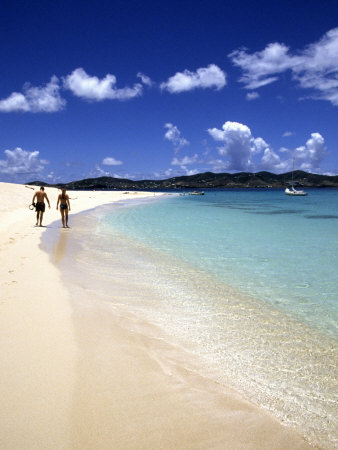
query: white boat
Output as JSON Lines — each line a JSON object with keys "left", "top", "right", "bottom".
{"left": 285, "top": 186, "right": 308, "bottom": 196}
{"left": 189, "top": 190, "right": 205, "bottom": 195}
{"left": 285, "top": 160, "right": 308, "bottom": 196}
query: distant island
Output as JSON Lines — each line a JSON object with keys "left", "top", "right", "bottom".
{"left": 27, "top": 170, "right": 338, "bottom": 190}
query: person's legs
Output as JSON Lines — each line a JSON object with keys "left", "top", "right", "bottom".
{"left": 36, "top": 211, "right": 39, "bottom": 226}
{"left": 39, "top": 212, "right": 44, "bottom": 226}
{"left": 61, "top": 209, "right": 65, "bottom": 227}
{"left": 65, "top": 210, "right": 69, "bottom": 227}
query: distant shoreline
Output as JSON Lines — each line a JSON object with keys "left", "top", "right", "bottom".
{"left": 27, "top": 186, "right": 338, "bottom": 192}
{"left": 26, "top": 170, "right": 338, "bottom": 190}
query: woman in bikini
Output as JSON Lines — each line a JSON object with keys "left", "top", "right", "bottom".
{"left": 56, "top": 188, "right": 71, "bottom": 228}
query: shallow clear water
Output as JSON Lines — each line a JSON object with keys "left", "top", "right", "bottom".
{"left": 45, "top": 189, "right": 338, "bottom": 448}
{"left": 104, "top": 189, "right": 338, "bottom": 338}
{"left": 88, "top": 189, "right": 337, "bottom": 448}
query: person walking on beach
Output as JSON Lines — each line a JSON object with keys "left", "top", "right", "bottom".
{"left": 32, "top": 186, "right": 50, "bottom": 227}
{"left": 56, "top": 188, "right": 71, "bottom": 228}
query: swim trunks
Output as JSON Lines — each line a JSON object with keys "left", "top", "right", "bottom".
{"left": 35, "top": 202, "right": 45, "bottom": 212}
{"left": 60, "top": 204, "right": 68, "bottom": 210}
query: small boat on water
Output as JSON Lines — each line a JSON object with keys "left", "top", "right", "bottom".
{"left": 189, "top": 190, "right": 205, "bottom": 195}
{"left": 285, "top": 160, "right": 308, "bottom": 196}
{"left": 285, "top": 186, "right": 308, "bottom": 196}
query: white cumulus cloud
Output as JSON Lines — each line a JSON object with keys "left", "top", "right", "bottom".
{"left": 207, "top": 121, "right": 269, "bottom": 171}
{"left": 283, "top": 131, "right": 294, "bottom": 137}
{"left": 0, "top": 76, "right": 65, "bottom": 113}
{"left": 102, "top": 156, "right": 123, "bottom": 166}
{"left": 137, "top": 72, "right": 153, "bottom": 87}
{"left": 252, "top": 137, "right": 269, "bottom": 153}
{"left": 261, "top": 148, "right": 289, "bottom": 172}
{"left": 229, "top": 42, "right": 294, "bottom": 90}
{"left": 229, "top": 28, "right": 338, "bottom": 105}
{"left": 160, "top": 64, "right": 226, "bottom": 93}
{"left": 294, "top": 132, "right": 326, "bottom": 171}
{"left": 88, "top": 164, "right": 111, "bottom": 177}
{"left": 0, "top": 92, "right": 29, "bottom": 112}
{"left": 180, "top": 165, "right": 199, "bottom": 176}
{"left": 260, "top": 133, "right": 326, "bottom": 172}
{"left": 164, "top": 168, "right": 174, "bottom": 177}
{"left": 64, "top": 68, "right": 143, "bottom": 101}
{"left": 246, "top": 91, "right": 260, "bottom": 101}
{"left": 208, "top": 121, "right": 327, "bottom": 173}
{"left": 171, "top": 154, "right": 199, "bottom": 166}
{"left": 206, "top": 158, "right": 230, "bottom": 171}
{"left": 164, "top": 123, "right": 189, "bottom": 151}
{"left": 0, "top": 147, "right": 49, "bottom": 178}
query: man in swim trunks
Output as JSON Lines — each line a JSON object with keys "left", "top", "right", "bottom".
{"left": 32, "top": 186, "right": 50, "bottom": 226}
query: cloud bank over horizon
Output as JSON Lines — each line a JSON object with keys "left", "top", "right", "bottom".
{"left": 0, "top": 122, "right": 329, "bottom": 182}
{"left": 0, "top": 147, "right": 49, "bottom": 178}
{"left": 207, "top": 121, "right": 326, "bottom": 173}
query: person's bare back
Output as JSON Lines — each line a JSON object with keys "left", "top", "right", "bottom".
{"left": 34, "top": 190, "right": 48, "bottom": 202}
{"left": 32, "top": 186, "right": 50, "bottom": 226}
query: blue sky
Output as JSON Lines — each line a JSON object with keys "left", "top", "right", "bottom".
{"left": 0, "top": 0, "right": 338, "bottom": 183}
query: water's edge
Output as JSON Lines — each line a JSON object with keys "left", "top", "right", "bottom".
{"left": 42, "top": 197, "right": 337, "bottom": 449}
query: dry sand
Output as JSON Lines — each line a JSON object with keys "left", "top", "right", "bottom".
{"left": 0, "top": 182, "right": 314, "bottom": 449}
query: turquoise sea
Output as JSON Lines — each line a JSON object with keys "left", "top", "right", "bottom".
{"left": 104, "top": 189, "right": 338, "bottom": 338}
{"left": 50, "top": 189, "right": 338, "bottom": 448}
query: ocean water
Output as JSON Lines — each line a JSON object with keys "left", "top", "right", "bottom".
{"left": 103, "top": 189, "right": 338, "bottom": 339}
{"left": 49, "top": 189, "right": 338, "bottom": 448}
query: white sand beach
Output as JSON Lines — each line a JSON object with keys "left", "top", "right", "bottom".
{"left": 0, "top": 182, "right": 313, "bottom": 449}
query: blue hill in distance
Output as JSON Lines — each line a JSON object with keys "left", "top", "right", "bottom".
{"left": 27, "top": 170, "right": 338, "bottom": 190}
